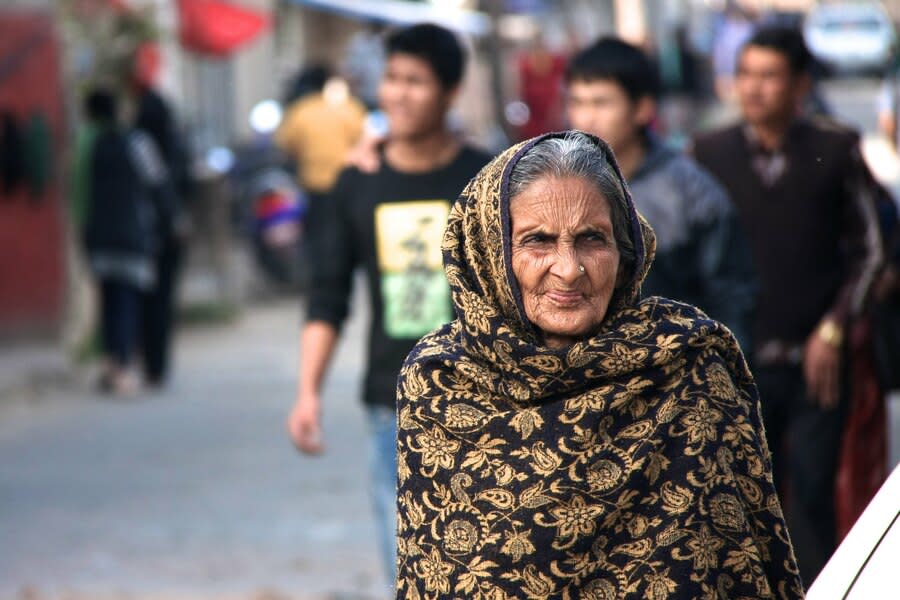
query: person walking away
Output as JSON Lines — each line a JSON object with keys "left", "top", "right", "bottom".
{"left": 691, "top": 27, "right": 883, "bottom": 586}
{"left": 565, "top": 36, "right": 755, "bottom": 351}
{"left": 76, "top": 88, "right": 168, "bottom": 395}
{"left": 285, "top": 23, "right": 492, "bottom": 590}
{"left": 133, "top": 78, "right": 190, "bottom": 388}
{"left": 711, "top": 2, "right": 755, "bottom": 103}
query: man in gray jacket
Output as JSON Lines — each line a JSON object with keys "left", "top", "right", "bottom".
{"left": 566, "top": 37, "right": 755, "bottom": 351}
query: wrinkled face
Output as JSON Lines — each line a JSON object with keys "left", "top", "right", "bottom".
{"left": 735, "top": 46, "right": 806, "bottom": 126}
{"left": 379, "top": 53, "right": 455, "bottom": 140}
{"left": 510, "top": 175, "right": 621, "bottom": 349}
{"left": 565, "top": 79, "right": 653, "bottom": 154}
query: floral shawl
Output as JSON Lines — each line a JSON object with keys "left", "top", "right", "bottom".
{"left": 396, "top": 132, "right": 804, "bottom": 599}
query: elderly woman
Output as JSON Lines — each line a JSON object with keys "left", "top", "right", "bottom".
{"left": 395, "top": 132, "right": 804, "bottom": 599}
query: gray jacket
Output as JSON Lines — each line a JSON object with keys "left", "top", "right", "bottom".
{"left": 629, "top": 138, "right": 755, "bottom": 351}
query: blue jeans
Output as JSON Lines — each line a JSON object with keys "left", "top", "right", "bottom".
{"left": 365, "top": 405, "right": 397, "bottom": 590}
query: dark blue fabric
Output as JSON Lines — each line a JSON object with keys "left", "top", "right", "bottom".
{"left": 84, "top": 129, "right": 155, "bottom": 257}
{"left": 100, "top": 278, "right": 142, "bottom": 366}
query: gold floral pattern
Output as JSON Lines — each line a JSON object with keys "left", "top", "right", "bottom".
{"left": 409, "top": 426, "right": 461, "bottom": 476}
{"left": 587, "top": 459, "right": 624, "bottom": 493}
{"left": 680, "top": 523, "right": 726, "bottom": 571}
{"left": 396, "top": 133, "right": 803, "bottom": 599}
{"left": 581, "top": 578, "right": 618, "bottom": 600}
{"left": 537, "top": 494, "right": 606, "bottom": 549}
{"left": 415, "top": 548, "right": 454, "bottom": 594}
{"left": 443, "top": 519, "right": 480, "bottom": 554}
{"left": 500, "top": 527, "right": 536, "bottom": 562}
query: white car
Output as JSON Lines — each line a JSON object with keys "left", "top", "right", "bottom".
{"left": 806, "top": 463, "right": 900, "bottom": 598}
{"left": 804, "top": 2, "right": 897, "bottom": 75}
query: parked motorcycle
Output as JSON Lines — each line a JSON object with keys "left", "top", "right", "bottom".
{"left": 227, "top": 140, "right": 307, "bottom": 290}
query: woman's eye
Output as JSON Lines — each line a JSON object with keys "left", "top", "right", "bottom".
{"left": 582, "top": 232, "right": 608, "bottom": 243}
{"left": 522, "top": 233, "right": 549, "bottom": 245}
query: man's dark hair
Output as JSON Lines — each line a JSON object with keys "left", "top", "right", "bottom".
{"left": 741, "top": 26, "right": 813, "bottom": 75}
{"left": 565, "top": 37, "right": 661, "bottom": 101}
{"left": 84, "top": 87, "right": 118, "bottom": 122}
{"left": 284, "top": 64, "right": 331, "bottom": 104}
{"left": 385, "top": 23, "right": 465, "bottom": 89}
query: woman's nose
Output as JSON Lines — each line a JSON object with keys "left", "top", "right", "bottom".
{"left": 551, "top": 246, "right": 582, "bottom": 281}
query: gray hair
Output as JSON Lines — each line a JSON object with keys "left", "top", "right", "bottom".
{"left": 508, "top": 132, "right": 637, "bottom": 281}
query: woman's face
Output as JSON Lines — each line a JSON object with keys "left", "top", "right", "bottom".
{"left": 510, "top": 175, "right": 621, "bottom": 349}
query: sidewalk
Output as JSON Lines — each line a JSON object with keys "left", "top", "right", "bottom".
{"left": 0, "top": 342, "right": 78, "bottom": 405}
{"left": 0, "top": 293, "right": 389, "bottom": 600}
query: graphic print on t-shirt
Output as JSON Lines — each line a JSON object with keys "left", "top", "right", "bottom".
{"left": 375, "top": 200, "right": 452, "bottom": 338}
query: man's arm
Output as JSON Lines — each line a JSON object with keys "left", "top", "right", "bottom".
{"left": 287, "top": 321, "right": 339, "bottom": 454}
{"left": 805, "top": 141, "right": 884, "bottom": 409}
{"left": 834, "top": 145, "right": 885, "bottom": 322}
{"left": 286, "top": 169, "right": 359, "bottom": 453}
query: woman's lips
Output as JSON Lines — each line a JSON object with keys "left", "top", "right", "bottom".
{"left": 545, "top": 290, "right": 583, "bottom": 307}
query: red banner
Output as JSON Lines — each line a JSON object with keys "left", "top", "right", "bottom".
{"left": 177, "top": 0, "right": 269, "bottom": 58}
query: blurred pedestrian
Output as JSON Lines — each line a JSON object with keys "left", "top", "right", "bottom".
{"left": 878, "top": 61, "right": 900, "bottom": 150}
{"left": 282, "top": 64, "right": 329, "bottom": 107}
{"left": 692, "top": 26, "right": 884, "bottom": 585}
{"left": 285, "top": 23, "right": 491, "bottom": 589}
{"left": 275, "top": 66, "right": 366, "bottom": 198}
{"left": 565, "top": 37, "right": 755, "bottom": 351}
{"left": 657, "top": 24, "right": 708, "bottom": 146}
{"left": 274, "top": 65, "right": 367, "bottom": 259}
{"left": 342, "top": 21, "right": 386, "bottom": 110}
{"left": 711, "top": 2, "right": 755, "bottom": 102}
{"left": 516, "top": 31, "right": 566, "bottom": 140}
{"left": 132, "top": 67, "right": 191, "bottom": 388}
{"left": 75, "top": 87, "right": 167, "bottom": 395}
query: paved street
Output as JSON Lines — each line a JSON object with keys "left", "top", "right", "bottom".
{"left": 0, "top": 295, "right": 389, "bottom": 600}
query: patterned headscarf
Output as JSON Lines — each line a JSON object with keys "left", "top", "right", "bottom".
{"left": 396, "top": 132, "right": 804, "bottom": 599}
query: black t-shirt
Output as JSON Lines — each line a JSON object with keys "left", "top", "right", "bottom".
{"left": 306, "top": 145, "right": 492, "bottom": 408}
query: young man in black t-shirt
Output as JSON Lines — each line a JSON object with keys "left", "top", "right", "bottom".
{"left": 286, "top": 23, "right": 491, "bottom": 587}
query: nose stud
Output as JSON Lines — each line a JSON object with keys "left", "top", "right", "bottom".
{"left": 578, "top": 264, "right": 585, "bottom": 273}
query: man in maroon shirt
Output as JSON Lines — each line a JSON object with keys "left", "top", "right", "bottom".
{"left": 692, "top": 27, "right": 883, "bottom": 585}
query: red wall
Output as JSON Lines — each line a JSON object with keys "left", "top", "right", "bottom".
{"left": 0, "top": 12, "right": 66, "bottom": 337}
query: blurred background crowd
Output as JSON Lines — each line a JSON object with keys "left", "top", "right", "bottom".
{"left": 5, "top": 0, "right": 900, "bottom": 353}
{"left": 1, "top": 0, "right": 900, "bottom": 598}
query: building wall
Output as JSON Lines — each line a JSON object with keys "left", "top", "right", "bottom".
{"left": 231, "top": 0, "right": 278, "bottom": 141}
{"left": 0, "top": 10, "right": 66, "bottom": 338}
